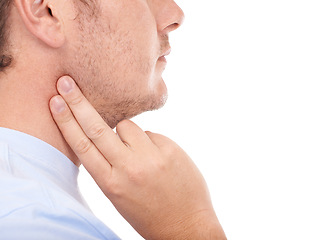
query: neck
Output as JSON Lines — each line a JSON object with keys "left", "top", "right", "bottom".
{"left": 0, "top": 66, "right": 80, "bottom": 167}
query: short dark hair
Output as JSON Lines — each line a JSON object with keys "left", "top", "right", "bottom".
{"left": 0, "top": 0, "right": 13, "bottom": 72}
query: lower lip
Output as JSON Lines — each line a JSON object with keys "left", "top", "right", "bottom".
{"left": 158, "top": 56, "right": 167, "bottom": 63}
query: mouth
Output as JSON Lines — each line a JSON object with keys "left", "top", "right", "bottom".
{"left": 158, "top": 48, "right": 172, "bottom": 63}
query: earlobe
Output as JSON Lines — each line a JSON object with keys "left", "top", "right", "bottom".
{"left": 14, "top": 0, "right": 65, "bottom": 48}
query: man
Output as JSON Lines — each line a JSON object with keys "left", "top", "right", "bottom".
{"left": 0, "top": 0, "right": 226, "bottom": 239}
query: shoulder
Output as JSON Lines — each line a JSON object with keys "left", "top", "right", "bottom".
{"left": 0, "top": 175, "right": 119, "bottom": 240}
{"left": 0, "top": 204, "right": 119, "bottom": 240}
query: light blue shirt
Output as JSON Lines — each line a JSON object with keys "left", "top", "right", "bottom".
{"left": 0, "top": 127, "right": 120, "bottom": 240}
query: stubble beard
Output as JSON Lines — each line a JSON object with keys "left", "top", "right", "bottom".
{"left": 97, "top": 90, "right": 168, "bottom": 129}
{"left": 65, "top": 8, "right": 168, "bottom": 129}
{"left": 68, "top": 53, "right": 168, "bottom": 128}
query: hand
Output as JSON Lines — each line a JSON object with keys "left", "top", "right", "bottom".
{"left": 49, "top": 76, "right": 226, "bottom": 240}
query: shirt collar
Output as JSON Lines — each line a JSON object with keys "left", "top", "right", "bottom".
{"left": 0, "top": 127, "right": 80, "bottom": 199}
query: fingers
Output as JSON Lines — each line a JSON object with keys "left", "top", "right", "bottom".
{"left": 116, "top": 120, "right": 152, "bottom": 150}
{"left": 54, "top": 76, "right": 128, "bottom": 162}
{"left": 145, "top": 131, "right": 171, "bottom": 149}
{"left": 49, "top": 95, "right": 112, "bottom": 186}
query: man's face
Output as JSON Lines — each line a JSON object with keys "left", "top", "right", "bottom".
{"left": 61, "top": 0, "right": 184, "bottom": 128}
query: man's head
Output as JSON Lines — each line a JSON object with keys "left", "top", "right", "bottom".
{"left": 1, "top": 0, "right": 184, "bottom": 127}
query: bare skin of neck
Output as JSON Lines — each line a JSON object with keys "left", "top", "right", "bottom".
{"left": 0, "top": 5, "right": 83, "bottom": 166}
{"left": 0, "top": 59, "right": 80, "bottom": 167}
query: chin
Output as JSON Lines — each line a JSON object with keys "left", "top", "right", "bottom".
{"left": 140, "top": 88, "right": 168, "bottom": 114}
{"left": 97, "top": 91, "right": 168, "bottom": 129}
{"left": 94, "top": 76, "right": 168, "bottom": 128}
{"left": 154, "top": 91, "right": 168, "bottom": 110}
{"left": 153, "top": 77, "right": 168, "bottom": 106}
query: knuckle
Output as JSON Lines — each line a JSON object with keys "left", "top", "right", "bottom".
{"left": 154, "top": 160, "right": 167, "bottom": 172}
{"left": 69, "top": 93, "right": 83, "bottom": 106}
{"left": 116, "top": 119, "right": 132, "bottom": 131}
{"left": 126, "top": 166, "right": 145, "bottom": 184}
{"left": 162, "top": 143, "right": 179, "bottom": 157}
{"left": 74, "top": 137, "right": 92, "bottom": 155}
{"left": 56, "top": 108, "right": 74, "bottom": 125}
{"left": 104, "top": 179, "right": 123, "bottom": 198}
{"left": 87, "top": 123, "right": 106, "bottom": 140}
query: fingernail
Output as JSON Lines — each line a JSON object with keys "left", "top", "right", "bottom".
{"left": 59, "top": 76, "right": 73, "bottom": 94}
{"left": 51, "top": 96, "right": 66, "bottom": 113}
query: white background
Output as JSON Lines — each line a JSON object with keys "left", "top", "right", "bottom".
{"left": 79, "top": 0, "right": 322, "bottom": 239}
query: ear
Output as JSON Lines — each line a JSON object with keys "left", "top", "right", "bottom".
{"left": 14, "top": 0, "right": 65, "bottom": 48}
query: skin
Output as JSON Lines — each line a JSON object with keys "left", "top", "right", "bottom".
{"left": 0, "top": 0, "right": 183, "bottom": 165}
{"left": 61, "top": 0, "right": 179, "bottom": 128}
{"left": 50, "top": 76, "right": 226, "bottom": 239}
{"left": 0, "top": 0, "right": 226, "bottom": 238}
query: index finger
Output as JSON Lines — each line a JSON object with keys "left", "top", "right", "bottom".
{"left": 54, "top": 76, "right": 129, "bottom": 164}
{"left": 50, "top": 95, "right": 113, "bottom": 186}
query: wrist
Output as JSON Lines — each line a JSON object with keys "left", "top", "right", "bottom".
{"left": 184, "top": 211, "right": 226, "bottom": 240}
{"left": 152, "top": 210, "right": 226, "bottom": 240}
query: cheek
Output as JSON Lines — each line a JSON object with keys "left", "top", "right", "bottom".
{"left": 108, "top": 9, "right": 158, "bottom": 82}
{"left": 90, "top": 2, "right": 159, "bottom": 92}
{"left": 65, "top": 6, "right": 160, "bottom": 98}
{"left": 107, "top": 33, "right": 157, "bottom": 92}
